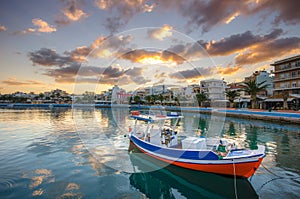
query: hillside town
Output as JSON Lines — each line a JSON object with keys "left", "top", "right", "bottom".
{"left": 1, "top": 55, "right": 300, "bottom": 110}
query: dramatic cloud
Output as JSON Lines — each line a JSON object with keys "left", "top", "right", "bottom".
{"left": 66, "top": 46, "right": 91, "bottom": 62}
{"left": 29, "top": 48, "right": 75, "bottom": 67}
{"left": 2, "top": 78, "right": 44, "bottom": 86}
{"left": 235, "top": 37, "right": 300, "bottom": 65}
{"left": 203, "top": 29, "right": 284, "bottom": 56}
{"left": 167, "top": 42, "right": 207, "bottom": 61}
{"left": 44, "top": 63, "right": 104, "bottom": 83}
{"left": 93, "top": 0, "right": 299, "bottom": 33}
{"left": 217, "top": 65, "right": 242, "bottom": 76}
{"left": 249, "top": 0, "right": 300, "bottom": 25}
{"left": 44, "top": 62, "right": 148, "bottom": 85}
{"left": 94, "top": 0, "right": 155, "bottom": 33}
{"left": 0, "top": 25, "right": 7, "bottom": 31}
{"left": 177, "top": 0, "right": 246, "bottom": 32}
{"left": 121, "top": 49, "right": 185, "bottom": 65}
{"left": 169, "top": 67, "right": 213, "bottom": 80}
{"left": 32, "top": 18, "right": 56, "bottom": 33}
{"left": 29, "top": 34, "right": 132, "bottom": 67}
{"left": 55, "top": 0, "right": 88, "bottom": 25}
{"left": 125, "top": 67, "right": 150, "bottom": 84}
{"left": 162, "top": 0, "right": 300, "bottom": 32}
{"left": 165, "top": 28, "right": 298, "bottom": 69}
{"left": 90, "top": 35, "right": 133, "bottom": 58}
{"left": 148, "top": 25, "right": 173, "bottom": 41}
{"left": 102, "top": 64, "right": 128, "bottom": 78}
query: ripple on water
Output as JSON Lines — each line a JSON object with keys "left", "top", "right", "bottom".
{"left": 0, "top": 175, "right": 15, "bottom": 191}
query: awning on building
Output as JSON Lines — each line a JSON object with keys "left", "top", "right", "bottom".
{"left": 290, "top": 94, "right": 300, "bottom": 99}
{"left": 233, "top": 99, "right": 251, "bottom": 103}
{"left": 264, "top": 98, "right": 294, "bottom": 102}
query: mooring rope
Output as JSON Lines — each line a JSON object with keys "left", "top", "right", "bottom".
{"left": 257, "top": 163, "right": 300, "bottom": 193}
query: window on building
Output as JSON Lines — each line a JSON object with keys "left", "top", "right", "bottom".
{"left": 287, "top": 63, "right": 290, "bottom": 68}
{"left": 280, "top": 73, "right": 285, "bottom": 79}
{"left": 291, "top": 62, "right": 296, "bottom": 67}
{"left": 280, "top": 82, "right": 285, "bottom": 88}
{"left": 292, "top": 82, "right": 297, "bottom": 87}
{"left": 292, "top": 71, "right": 296, "bottom": 77}
{"left": 286, "top": 82, "right": 290, "bottom": 88}
{"left": 280, "top": 64, "right": 284, "bottom": 70}
{"left": 298, "top": 71, "right": 300, "bottom": 76}
{"left": 285, "top": 73, "right": 290, "bottom": 78}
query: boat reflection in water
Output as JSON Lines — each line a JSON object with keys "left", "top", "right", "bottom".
{"left": 128, "top": 143, "right": 258, "bottom": 199}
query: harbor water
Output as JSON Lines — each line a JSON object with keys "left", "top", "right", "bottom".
{"left": 0, "top": 107, "right": 299, "bottom": 198}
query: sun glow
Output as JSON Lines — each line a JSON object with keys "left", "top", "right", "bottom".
{"left": 138, "top": 56, "right": 177, "bottom": 66}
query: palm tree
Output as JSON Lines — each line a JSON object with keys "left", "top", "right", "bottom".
{"left": 133, "top": 95, "right": 141, "bottom": 104}
{"left": 196, "top": 92, "right": 208, "bottom": 107}
{"left": 282, "top": 90, "right": 289, "bottom": 109}
{"left": 151, "top": 95, "right": 159, "bottom": 104}
{"left": 240, "top": 80, "right": 268, "bottom": 109}
{"left": 174, "top": 97, "right": 179, "bottom": 106}
{"left": 225, "top": 90, "right": 240, "bottom": 108}
{"left": 158, "top": 94, "right": 164, "bottom": 104}
{"left": 128, "top": 96, "right": 133, "bottom": 105}
{"left": 144, "top": 95, "right": 151, "bottom": 104}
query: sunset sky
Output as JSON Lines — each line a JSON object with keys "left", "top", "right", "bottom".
{"left": 0, "top": 0, "right": 300, "bottom": 94}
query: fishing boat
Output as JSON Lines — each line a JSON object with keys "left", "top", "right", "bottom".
{"left": 128, "top": 144, "right": 258, "bottom": 199}
{"left": 128, "top": 111, "right": 265, "bottom": 178}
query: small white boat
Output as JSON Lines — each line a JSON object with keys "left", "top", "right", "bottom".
{"left": 128, "top": 111, "right": 265, "bottom": 178}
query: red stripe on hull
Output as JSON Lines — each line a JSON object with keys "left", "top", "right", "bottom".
{"left": 133, "top": 142, "right": 262, "bottom": 178}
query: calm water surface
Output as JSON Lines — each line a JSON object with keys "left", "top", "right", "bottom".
{"left": 0, "top": 108, "right": 299, "bottom": 199}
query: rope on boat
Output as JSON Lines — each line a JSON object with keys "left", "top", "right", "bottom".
{"left": 232, "top": 159, "right": 238, "bottom": 199}
{"left": 257, "top": 163, "right": 300, "bottom": 193}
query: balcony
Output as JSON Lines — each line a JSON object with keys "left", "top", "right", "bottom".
{"left": 273, "top": 75, "right": 300, "bottom": 82}
{"left": 273, "top": 86, "right": 300, "bottom": 91}
{"left": 273, "top": 65, "right": 300, "bottom": 73}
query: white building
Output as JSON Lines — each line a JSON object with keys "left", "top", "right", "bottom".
{"left": 200, "top": 79, "right": 226, "bottom": 100}
{"left": 255, "top": 71, "right": 274, "bottom": 96}
{"left": 111, "top": 85, "right": 132, "bottom": 104}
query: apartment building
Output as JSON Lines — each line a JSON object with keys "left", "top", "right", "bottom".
{"left": 271, "top": 55, "right": 300, "bottom": 95}
{"left": 245, "top": 70, "right": 274, "bottom": 96}
{"left": 200, "top": 79, "right": 226, "bottom": 100}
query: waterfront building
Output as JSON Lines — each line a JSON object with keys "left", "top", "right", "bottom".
{"left": 12, "top": 91, "right": 27, "bottom": 98}
{"left": 271, "top": 55, "right": 300, "bottom": 95}
{"left": 227, "top": 82, "right": 250, "bottom": 108}
{"left": 245, "top": 70, "right": 274, "bottom": 96}
{"left": 151, "top": 85, "right": 165, "bottom": 95}
{"left": 200, "top": 79, "right": 227, "bottom": 107}
{"left": 111, "top": 85, "right": 132, "bottom": 104}
{"left": 200, "top": 79, "right": 226, "bottom": 100}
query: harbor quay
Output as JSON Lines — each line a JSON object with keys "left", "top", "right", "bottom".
{"left": 1, "top": 103, "right": 299, "bottom": 124}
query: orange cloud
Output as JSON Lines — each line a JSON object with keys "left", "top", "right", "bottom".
{"left": 2, "top": 78, "right": 44, "bottom": 86}
{"left": 121, "top": 49, "right": 185, "bottom": 65}
{"left": 148, "top": 25, "right": 173, "bottom": 41}
{"left": 0, "top": 25, "right": 7, "bottom": 31}
{"left": 224, "top": 12, "right": 240, "bottom": 24}
{"left": 217, "top": 65, "right": 242, "bottom": 75}
{"left": 17, "top": 28, "right": 36, "bottom": 35}
{"left": 32, "top": 18, "right": 56, "bottom": 33}
{"left": 55, "top": 0, "right": 88, "bottom": 25}
{"left": 256, "top": 64, "right": 273, "bottom": 71}
{"left": 235, "top": 37, "right": 300, "bottom": 65}
{"left": 62, "top": 7, "right": 87, "bottom": 21}
{"left": 94, "top": 0, "right": 155, "bottom": 33}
